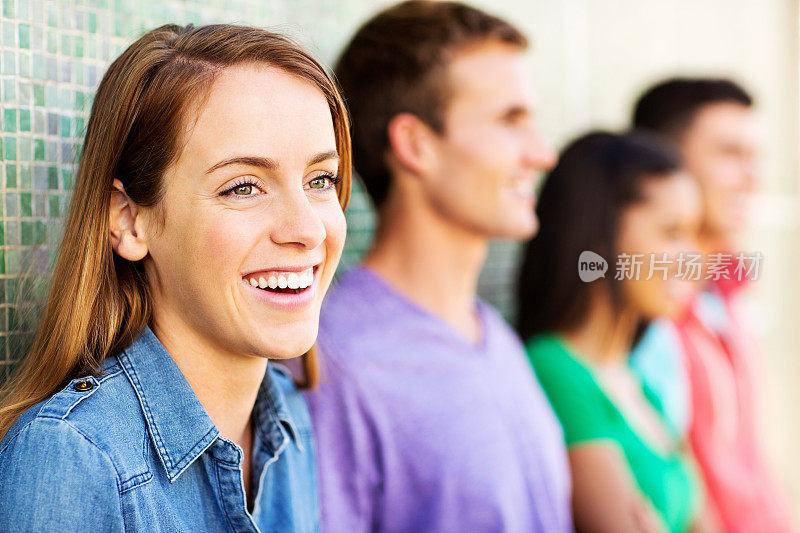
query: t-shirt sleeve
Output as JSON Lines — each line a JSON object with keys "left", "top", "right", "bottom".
{"left": 304, "top": 350, "right": 382, "bottom": 533}
{"left": 527, "top": 339, "right": 616, "bottom": 447}
{"left": 0, "top": 417, "right": 125, "bottom": 531}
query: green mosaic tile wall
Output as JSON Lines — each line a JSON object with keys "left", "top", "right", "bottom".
{"left": 0, "top": 0, "right": 522, "bottom": 381}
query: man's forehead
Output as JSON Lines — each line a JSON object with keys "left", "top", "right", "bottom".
{"left": 445, "top": 43, "right": 536, "bottom": 106}
{"left": 693, "top": 102, "right": 757, "bottom": 133}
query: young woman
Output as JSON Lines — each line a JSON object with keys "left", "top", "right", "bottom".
{"left": 517, "top": 132, "right": 711, "bottom": 533}
{"left": 0, "top": 24, "right": 351, "bottom": 531}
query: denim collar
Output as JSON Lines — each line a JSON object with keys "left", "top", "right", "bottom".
{"left": 115, "top": 326, "right": 300, "bottom": 482}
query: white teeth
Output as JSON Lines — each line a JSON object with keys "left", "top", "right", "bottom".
{"left": 249, "top": 267, "right": 315, "bottom": 291}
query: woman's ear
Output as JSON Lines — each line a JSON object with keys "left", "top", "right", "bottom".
{"left": 109, "top": 179, "right": 149, "bottom": 261}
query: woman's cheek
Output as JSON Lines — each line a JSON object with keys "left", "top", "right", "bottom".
{"left": 321, "top": 201, "right": 347, "bottom": 255}
{"left": 201, "top": 215, "right": 261, "bottom": 268}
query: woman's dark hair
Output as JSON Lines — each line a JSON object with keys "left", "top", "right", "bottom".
{"left": 515, "top": 130, "right": 681, "bottom": 341}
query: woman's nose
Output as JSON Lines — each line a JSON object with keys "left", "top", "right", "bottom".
{"left": 269, "top": 190, "right": 327, "bottom": 250}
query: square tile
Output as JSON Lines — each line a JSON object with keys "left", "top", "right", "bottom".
{"left": 33, "top": 193, "right": 45, "bottom": 216}
{"left": 60, "top": 169, "right": 72, "bottom": 189}
{"left": 5, "top": 164, "right": 16, "bottom": 188}
{"left": 3, "top": 137, "right": 17, "bottom": 160}
{"left": 18, "top": 109, "right": 30, "bottom": 132}
{"left": 20, "top": 193, "right": 31, "bottom": 217}
{"left": 18, "top": 164, "right": 30, "bottom": 188}
{"left": 2, "top": 22, "right": 16, "bottom": 47}
{"left": 46, "top": 32, "right": 57, "bottom": 54}
{"left": 20, "top": 221, "right": 33, "bottom": 245}
{"left": 17, "top": 0, "right": 28, "bottom": 19}
{"left": 2, "top": 0, "right": 15, "bottom": 18}
{"left": 1, "top": 79, "right": 16, "bottom": 103}
{"left": 4, "top": 219, "right": 19, "bottom": 242}
{"left": 47, "top": 167, "right": 57, "bottom": 189}
{"left": 18, "top": 24, "right": 30, "bottom": 49}
{"left": 17, "top": 51, "right": 30, "bottom": 78}
{"left": 34, "top": 221, "right": 46, "bottom": 244}
{"left": 48, "top": 194, "right": 59, "bottom": 217}
{"left": 3, "top": 109, "right": 17, "bottom": 133}
{"left": 32, "top": 53, "right": 45, "bottom": 79}
{"left": 33, "top": 164, "right": 46, "bottom": 188}
{"left": 2, "top": 51, "right": 16, "bottom": 75}
{"left": 18, "top": 137, "right": 29, "bottom": 160}
{"left": 31, "top": 26, "right": 43, "bottom": 51}
{"left": 33, "top": 84, "right": 44, "bottom": 106}
{"left": 18, "top": 81, "right": 30, "bottom": 105}
{"left": 46, "top": 3, "right": 57, "bottom": 27}
{"left": 33, "top": 139, "right": 44, "bottom": 160}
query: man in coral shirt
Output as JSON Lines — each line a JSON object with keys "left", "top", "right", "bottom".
{"left": 630, "top": 78, "right": 794, "bottom": 532}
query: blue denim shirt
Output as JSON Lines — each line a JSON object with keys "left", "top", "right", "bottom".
{"left": 0, "top": 326, "right": 318, "bottom": 532}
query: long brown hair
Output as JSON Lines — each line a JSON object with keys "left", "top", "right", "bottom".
{"left": 0, "top": 24, "right": 351, "bottom": 440}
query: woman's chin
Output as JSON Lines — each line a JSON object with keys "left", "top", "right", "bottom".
{"left": 255, "top": 329, "right": 317, "bottom": 360}
{"left": 238, "top": 311, "right": 320, "bottom": 358}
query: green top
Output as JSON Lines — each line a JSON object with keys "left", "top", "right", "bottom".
{"left": 525, "top": 334, "right": 701, "bottom": 533}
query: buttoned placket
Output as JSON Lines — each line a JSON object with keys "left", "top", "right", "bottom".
{"left": 209, "top": 428, "right": 291, "bottom": 533}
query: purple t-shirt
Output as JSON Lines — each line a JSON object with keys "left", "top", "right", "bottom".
{"left": 304, "top": 267, "right": 572, "bottom": 533}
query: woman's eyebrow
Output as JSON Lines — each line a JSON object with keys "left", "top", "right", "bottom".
{"left": 205, "top": 151, "right": 338, "bottom": 174}
{"left": 308, "top": 150, "right": 339, "bottom": 166}
{"left": 205, "top": 156, "right": 278, "bottom": 174}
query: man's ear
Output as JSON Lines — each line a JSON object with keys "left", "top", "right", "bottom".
{"left": 109, "top": 179, "right": 149, "bottom": 261}
{"left": 386, "top": 113, "right": 439, "bottom": 177}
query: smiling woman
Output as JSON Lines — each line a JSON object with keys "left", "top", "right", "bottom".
{"left": 0, "top": 24, "right": 350, "bottom": 531}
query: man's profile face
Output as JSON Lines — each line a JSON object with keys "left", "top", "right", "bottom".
{"left": 680, "top": 102, "right": 760, "bottom": 244}
{"left": 422, "top": 41, "right": 556, "bottom": 240}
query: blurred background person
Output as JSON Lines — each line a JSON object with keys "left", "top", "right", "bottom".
{"left": 630, "top": 78, "right": 795, "bottom": 532}
{"left": 303, "top": 1, "right": 572, "bottom": 531}
{"left": 517, "top": 131, "right": 710, "bottom": 532}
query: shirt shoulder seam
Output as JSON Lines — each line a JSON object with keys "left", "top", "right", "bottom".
{"left": 62, "top": 368, "right": 125, "bottom": 420}
{"left": 0, "top": 416, "right": 123, "bottom": 493}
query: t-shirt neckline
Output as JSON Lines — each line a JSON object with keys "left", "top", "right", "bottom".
{"left": 352, "top": 265, "right": 491, "bottom": 353}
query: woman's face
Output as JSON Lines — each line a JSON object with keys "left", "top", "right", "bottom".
{"left": 616, "top": 171, "right": 702, "bottom": 319}
{"left": 141, "top": 64, "right": 346, "bottom": 359}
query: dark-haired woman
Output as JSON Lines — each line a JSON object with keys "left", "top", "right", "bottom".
{"left": 517, "top": 131, "right": 712, "bottom": 532}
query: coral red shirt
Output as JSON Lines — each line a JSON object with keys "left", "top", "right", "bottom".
{"left": 675, "top": 274, "right": 794, "bottom": 532}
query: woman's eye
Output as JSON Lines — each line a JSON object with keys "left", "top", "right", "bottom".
{"left": 309, "top": 177, "right": 328, "bottom": 189}
{"left": 221, "top": 180, "right": 261, "bottom": 198}
{"left": 307, "top": 174, "right": 339, "bottom": 190}
{"left": 233, "top": 184, "right": 253, "bottom": 196}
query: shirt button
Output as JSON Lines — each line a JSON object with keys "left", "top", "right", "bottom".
{"left": 74, "top": 380, "right": 94, "bottom": 392}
